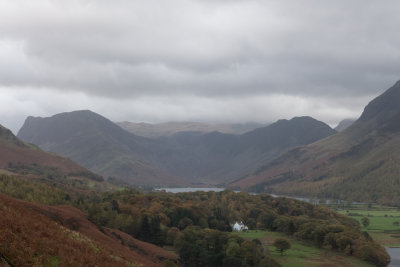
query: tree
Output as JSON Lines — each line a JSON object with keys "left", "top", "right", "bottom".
{"left": 361, "top": 217, "right": 370, "bottom": 228}
{"left": 259, "top": 257, "right": 282, "bottom": 267}
{"left": 138, "top": 214, "right": 151, "bottom": 242}
{"left": 273, "top": 238, "right": 291, "bottom": 256}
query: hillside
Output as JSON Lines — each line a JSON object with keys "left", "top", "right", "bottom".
{"left": 233, "top": 80, "right": 400, "bottom": 205}
{"left": 0, "top": 192, "right": 177, "bottom": 267}
{"left": 0, "top": 171, "right": 389, "bottom": 267}
{"left": 334, "top": 119, "right": 356, "bottom": 132}
{"left": 17, "top": 110, "right": 184, "bottom": 187}
{"left": 117, "top": 121, "right": 266, "bottom": 138}
{"left": 156, "top": 116, "right": 336, "bottom": 183}
{"left": 0, "top": 124, "right": 103, "bottom": 183}
{"left": 18, "top": 111, "right": 335, "bottom": 185}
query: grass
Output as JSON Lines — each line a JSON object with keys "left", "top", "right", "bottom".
{"left": 50, "top": 256, "right": 59, "bottom": 267}
{"left": 88, "top": 181, "right": 96, "bottom": 188}
{"left": 237, "top": 230, "right": 373, "bottom": 267}
{"left": 236, "top": 230, "right": 266, "bottom": 239}
{"left": 333, "top": 204, "right": 400, "bottom": 247}
{"left": 0, "top": 169, "right": 15, "bottom": 175}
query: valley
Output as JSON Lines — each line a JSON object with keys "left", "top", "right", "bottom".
{"left": 17, "top": 112, "right": 336, "bottom": 186}
{"left": 1, "top": 1, "right": 399, "bottom": 266}
{"left": 233, "top": 81, "right": 400, "bottom": 206}
{"left": 1, "top": 81, "right": 400, "bottom": 266}
{"left": 238, "top": 230, "right": 374, "bottom": 267}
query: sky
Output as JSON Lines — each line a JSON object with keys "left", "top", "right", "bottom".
{"left": 1, "top": 0, "right": 400, "bottom": 134}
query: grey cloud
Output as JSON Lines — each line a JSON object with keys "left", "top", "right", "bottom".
{"left": 0, "top": 0, "right": 400, "bottom": 130}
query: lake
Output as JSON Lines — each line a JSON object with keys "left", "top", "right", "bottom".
{"left": 156, "top": 187, "right": 225, "bottom": 193}
{"left": 388, "top": 248, "right": 400, "bottom": 267}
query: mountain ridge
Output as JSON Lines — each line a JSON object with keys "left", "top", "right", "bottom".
{"left": 334, "top": 119, "right": 356, "bottom": 132}
{"left": 18, "top": 110, "right": 185, "bottom": 186}
{"left": 17, "top": 111, "right": 335, "bottom": 186}
{"left": 117, "top": 121, "right": 267, "bottom": 138}
{"left": 232, "top": 80, "right": 400, "bottom": 205}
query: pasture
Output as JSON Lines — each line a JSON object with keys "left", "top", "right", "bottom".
{"left": 333, "top": 204, "right": 400, "bottom": 247}
{"left": 237, "top": 230, "right": 372, "bottom": 267}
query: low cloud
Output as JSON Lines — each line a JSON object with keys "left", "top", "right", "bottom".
{"left": 1, "top": 87, "right": 371, "bottom": 134}
{"left": 0, "top": 0, "right": 399, "bottom": 132}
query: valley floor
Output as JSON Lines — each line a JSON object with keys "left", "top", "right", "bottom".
{"left": 237, "top": 230, "right": 373, "bottom": 267}
{"left": 333, "top": 204, "right": 400, "bottom": 247}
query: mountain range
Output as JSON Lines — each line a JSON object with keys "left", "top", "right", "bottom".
{"left": 117, "top": 121, "right": 267, "bottom": 138}
{"left": 17, "top": 112, "right": 335, "bottom": 186}
{"left": 14, "top": 80, "right": 400, "bottom": 205}
{"left": 17, "top": 110, "right": 184, "bottom": 186}
{"left": 232, "top": 80, "right": 400, "bottom": 205}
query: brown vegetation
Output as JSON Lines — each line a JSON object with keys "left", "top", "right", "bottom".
{"left": 0, "top": 140, "right": 100, "bottom": 180}
{"left": 0, "top": 193, "right": 176, "bottom": 267}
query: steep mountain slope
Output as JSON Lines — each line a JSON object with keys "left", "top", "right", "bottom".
{"left": 117, "top": 121, "right": 267, "bottom": 138}
{"left": 233, "top": 80, "right": 400, "bottom": 205}
{"left": 0, "top": 124, "right": 102, "bottom": 182}
{"left": 18, "top": 111, "right": 335, "bottom": 185}
{"left": 156, "top": 116, "right": 336, "bottom": 183}
{"left": 17, "top": 110, "right": 184, "bottom": 186}
{"left": 334, "top": 119, "right": 356, "bottom": 132}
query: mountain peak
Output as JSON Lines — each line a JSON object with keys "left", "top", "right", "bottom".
{"left": 359, "top": 80, "right": 400, "bottom": 124}
{"left": 0, "top": 125, "right": 26, "bottom": 147}
{"left": 17, "top": 110, "right": 129, "bottom": 146}
{"left": 334, "top": 119, "right": 356, "bottom": 132}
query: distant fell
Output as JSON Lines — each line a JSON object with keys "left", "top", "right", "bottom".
{"left": 117, "top": 121, "right": 267, "bottom": 138}
{"left": 18, "top": 110, "right": 184, "bottom": 186}
{"left": 18, "top": 110, "right": 335, "bottom": 186}
{"left": 233, "top": 80, "right": 400, "bottom": 205}
{"left": 152, "top": 116, "right": 336, "bottom": 184}
{"left": 334, "top": 119, "right": 356, "bottom": 132}
{"left": 241, "top": 116, "right": 336, "bottom": 151}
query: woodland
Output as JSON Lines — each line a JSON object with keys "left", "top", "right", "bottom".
{"left": 0, "top": 174, "right": 390, "bottom": 266}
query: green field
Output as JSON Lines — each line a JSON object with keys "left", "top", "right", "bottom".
{"left": 237, "top": 230, "right": 372, "bottom": 267}
{"left": 333, "top": 204, "right": 400, "bottom": 247}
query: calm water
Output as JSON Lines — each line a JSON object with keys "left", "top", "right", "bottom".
{"left": 156, "top": 187, "right": 225, "bottom": 193}
{"left": 388, "top": 248, "right": 400, "bottom": 267}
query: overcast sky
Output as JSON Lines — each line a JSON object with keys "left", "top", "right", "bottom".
{"left": 1, "top": 0, "right": 400, "bottom": 133}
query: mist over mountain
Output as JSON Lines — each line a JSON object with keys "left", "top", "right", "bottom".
{"left": 117, "top": 121, "right": 267, "bottom": 138}
{"left": 18, "top": 111, "right": 335, "bottom": 186}
{"left": 334, "top": 119, "right": 356, "bottom": 132}
{"left": 233, "top": 80, "right": 400, "bottom": 205}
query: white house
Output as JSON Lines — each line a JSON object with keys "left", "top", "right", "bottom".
{"left": 232, "top": 221, "right": 248, "bottom": 232}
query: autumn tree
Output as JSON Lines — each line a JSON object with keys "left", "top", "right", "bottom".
{"left": 361, "top": 217, "right": 370, "bottom": 228}
{"left": 273, "top": 238, "right": 291, "bottom": 256}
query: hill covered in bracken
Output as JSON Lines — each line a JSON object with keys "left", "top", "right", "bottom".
{"left": 0, "top": 192, "right": 177, "bottom": 267}
{"left": 0, "top": 124, "right": 103, "bottom": 183}
{"left": 233, "top": 80, "right": 400, "bottom": 205}
{"left": 0, "top": 172, "right": 390, "bottom": 266}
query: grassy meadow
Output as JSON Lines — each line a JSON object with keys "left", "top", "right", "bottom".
{"left": 332, "top": 204, "right": 400, "bottom": 247}
{"left": 237, "top": 230, "right": 373, "bottom": 267}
